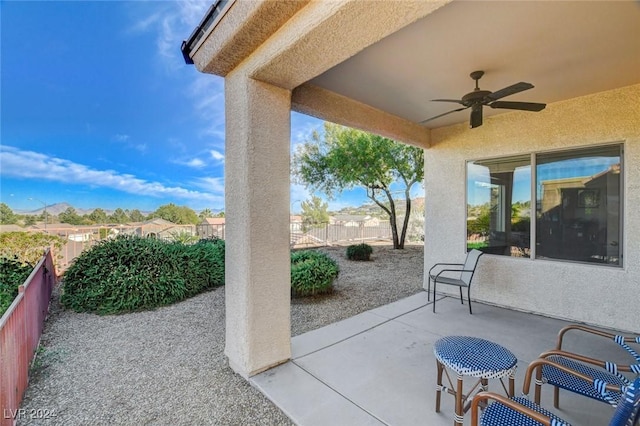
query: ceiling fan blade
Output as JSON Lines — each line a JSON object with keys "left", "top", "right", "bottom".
{"left": 470, "top": 104, "right": 483, "bottom": 128}
{"left": 486, "top": 82, "right": 534, "bottom": 101}
{"left": 419, "top": 106, "right": 468, "bottom": 124}
{"left": 432, "top": 98, "right": 465, "bottom": 105}
{"left": 489, "top": 101, "right": 546, "bottom": 111}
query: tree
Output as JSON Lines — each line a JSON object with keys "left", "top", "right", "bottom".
{"left": 293, "top": 123, "right": 423, "bottom": 249}
{"left": 24, "top": 215, "right": 37, "bottom": 226}
{"left": 199, "top": 209, "right": 213, "bottom": 220}
{"left": 129, "top": 209, "right": 145, "bottom": 222}
{"left": 86, "top": 208, "right": 108, "bottom": 224}
{"left": 0, "top": 203, "right": 17, "bottom": 225}
{"left": 300, "top": 196, "right": 329, "bottom": 229}
{"left": 109, "top": 208, "right": 129, "bottom": 224}
{"left": 151, "top": 203, "right": 199, "bottom": 225}
{"left": 59, "top": 207, "right": 84, "bottom": 225}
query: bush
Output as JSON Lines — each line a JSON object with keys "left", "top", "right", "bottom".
{"left": 60, "top": 235, "right": 225, "bottom": 315}
{"left": 290, "top": 250, "right": 339, "bottom": 297}
{"left": 346, "top": 243, "right": 373, "bottom": 261}
{"left": 0, "top": 257, "right": 33, "bottom": 317}
{"left": 0, "top": 232, "right": 65, "bottom": 268}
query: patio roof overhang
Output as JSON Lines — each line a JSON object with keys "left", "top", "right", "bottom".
{"left": 185, "top": 0, "right": 640, "bottom": 134}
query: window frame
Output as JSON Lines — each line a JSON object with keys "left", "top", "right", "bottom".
{"left": 465, "top": 142, "right": 624, "bottom": 267}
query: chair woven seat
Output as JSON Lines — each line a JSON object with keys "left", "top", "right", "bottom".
{"left": 543, "top": 355, "right": 627, "bottom": 405}
{"left": 481, "top": 396, "right": 570, "bottom": 426}
{"left": 475, "top": 377, "right": 640, "bottom": 426}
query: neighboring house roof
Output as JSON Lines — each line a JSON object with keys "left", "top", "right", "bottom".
{"left": 32, "top": 223, "right": 78, "bottom": 230}
{"left": 201, "top": 217, "right": 226, "bottom": 225}
{"left": 143, "top": 218, "right": 177, "bottom": 226}
{"left": 0, "top": 224, "right": 25, "bottom": 233}
{"left": 290, "top": 215, "right": 302, "bottom": 223}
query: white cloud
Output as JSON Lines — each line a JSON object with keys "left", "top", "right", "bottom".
{"left": 134, "top": 143, "right": 148, "bottom": 153}
{"left": 184, "top": 158, "right": 206, "bottom": 168}
{"left": 127, "top": 11, "right": 162, "bottom": 34}
{"left": 210, "top": 149, "right": 224, "bottom": 162}
{"left": 291, "top": 112, "right": 324, "bottom": 146}
{"left": 193, "top": 176, "right": 225, "bottom": 194}
{"left": 1, "top": 145, "right": 222, "bottom": 204}
{"left": 114, "top": 133, "right": 130, "bottom": 142}
{"left": 190, "top": 75, "right": 225, "bottom": 140}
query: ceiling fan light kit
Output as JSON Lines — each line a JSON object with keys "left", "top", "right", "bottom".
{"left": 421, "top": 70, "right": 546, "bottom": 128}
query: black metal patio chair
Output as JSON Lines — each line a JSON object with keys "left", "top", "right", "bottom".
{"left": 428, "top": 249, "right": 484, "bottom": 314}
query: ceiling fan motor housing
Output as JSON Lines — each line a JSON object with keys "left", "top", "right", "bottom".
{"left": 462, "top": 90, "right": 492, "bottom": 106}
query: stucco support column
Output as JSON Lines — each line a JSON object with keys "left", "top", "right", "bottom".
{"left": 224, "top": 73, "right": 291, "bottom": 378}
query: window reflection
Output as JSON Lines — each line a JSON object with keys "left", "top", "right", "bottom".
{"left": 467, "top": 155, "right": 531, "bottom": 258}
{"left": 536, "top": 146, "right": 621, "bottom": 265}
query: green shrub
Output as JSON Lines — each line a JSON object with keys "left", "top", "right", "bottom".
{"left": 511, "top": 217, "right": 531, "bottom": 232}
{"left": 0, "top": 257, "right": 34, "bottom": 317}
{"left": 290, "top": 250, "right": 339, "bottom": 297}
{"left": 467, "top": 241, "right": 488, "bottom": 250}
{"left": 346, "top": 243, "right": 373, "bottom": 261}
{"left": 60, "top": 235, "right": 225, "bottom": 315}
{"left": 168, "top": 230, "right": 199, "bottom": 244}
{"left": 0, "top": 232, "right": 65, "bottom": 268}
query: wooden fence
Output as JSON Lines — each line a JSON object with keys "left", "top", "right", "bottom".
{"left": 0, "top": 249, "right": 57, "bottom": 426}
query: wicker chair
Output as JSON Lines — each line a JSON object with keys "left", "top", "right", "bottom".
{"left": 428, "top": 249, "right": 483, "bottom": 314}
{"left": 536, "top": 325, "right": 640, "bottom": 409}
{"left": 471, "top": 360, "right": 640, "bottom": 426}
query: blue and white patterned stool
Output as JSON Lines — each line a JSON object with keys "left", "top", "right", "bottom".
{"left": 434, "top": 336, "right": 518, "bottom": 426}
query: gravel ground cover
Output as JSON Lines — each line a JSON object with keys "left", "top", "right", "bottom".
{"left": 18, "top": 244, "right": 424, "bottom": 425}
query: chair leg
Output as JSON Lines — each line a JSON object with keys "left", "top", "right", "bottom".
{"left": 435, "top": 360, "right": 443, "bottom": 412}
{"left": 468, "top": 287, "right": 472, "bottom": 315}
{"left": 432, "top": 281, "right": 437, "bottom": 313}
{"left": 554, "top": 386, "right": 560, "bottom": 409}
{"left": 459, "top": 287, "right": 464, "bottom": 304}
{"left": 534, "top": 366, "right": 543, "bottom": 405}
{"left": 427, "top": 278, "right": 431, "bottom": 301}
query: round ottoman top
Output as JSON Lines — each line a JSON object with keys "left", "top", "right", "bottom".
{"left": 434, "top": 336, "right": 517, "bottom": 379}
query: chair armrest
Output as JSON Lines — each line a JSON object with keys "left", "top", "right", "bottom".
{"left": 555, "top": 324, "right": 638, "bottom": 350}
{"left": 428, "top": 262, "right": 464, "bottom": 276}
{"left": 470, "top": 392, "right": 554, "bottom": 426}
{"left": 433, "top": 268, "right": 475, "bottom": 280}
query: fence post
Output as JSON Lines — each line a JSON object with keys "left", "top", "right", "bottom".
{"left": 325, "top": 223, "right": 328, "bottom": 247}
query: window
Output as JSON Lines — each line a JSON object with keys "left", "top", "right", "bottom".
{"left": 467, "top": 144, "right": 623, "bottom": 266}
{"left": 467, "top": 155, "right": 531, "bottom": 258}
{"left": 536, "top": 145, "right": 622, "bottom": 266}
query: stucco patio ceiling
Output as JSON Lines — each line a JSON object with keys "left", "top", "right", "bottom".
{"left": 309, "top": 1, "right": 640, "bottom": 129}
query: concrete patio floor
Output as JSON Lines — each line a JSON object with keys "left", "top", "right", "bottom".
{"left": 252, "top": 292, "right": 630, "bottom": 425}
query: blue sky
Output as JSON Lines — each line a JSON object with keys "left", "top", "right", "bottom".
{"left": 1, "top": 0, "right": 401, "bottom": 214}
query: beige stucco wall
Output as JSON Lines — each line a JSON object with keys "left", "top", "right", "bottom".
{"left": 424, "top": 84, "right": 640, "bottom": 332}
{"left": 224, "top": 72, "right": 292, "bottom": 377}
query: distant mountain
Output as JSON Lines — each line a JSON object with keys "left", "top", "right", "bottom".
{"left": 14, "top": 202, "right": 76, "bottom": 216}
{"left": 12, "top": 202, "right": 215, "bottom": 217}
{"left": 13, "top": 203, "right": 149, "bottom": 217}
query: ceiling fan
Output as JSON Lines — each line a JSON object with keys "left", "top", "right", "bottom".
{"left": 420, "top": 70, "right": 546, "bottom": 128}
